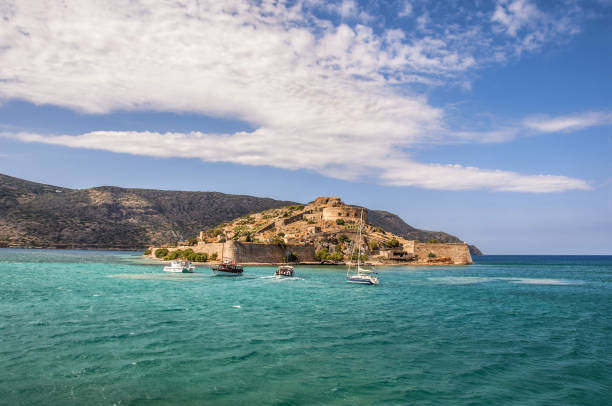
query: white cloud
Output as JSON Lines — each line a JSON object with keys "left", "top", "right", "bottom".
{"left": 523, "top": 112, "right": 612, "bottom": 133}
{"left": 3, "top": 130, "right": 591, "bottom": 193}
{"left": 398, "top": 1, "right": 413, "bottom": 18}
{"left": 490, "top": 0, "right": 580, "bottom": 54}
{"left": 492, "top": 0, "right": 542, "bottom": 36}
{"left": 0, "top": 0, "right": 592, "bottom": 193}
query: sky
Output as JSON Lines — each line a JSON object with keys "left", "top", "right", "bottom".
{"left": 0, "top": 0, "right": 611, "bottom": 254}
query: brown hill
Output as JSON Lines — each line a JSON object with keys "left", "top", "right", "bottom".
{"left": 0, "top": 173, "right": 481, "bottom": 254}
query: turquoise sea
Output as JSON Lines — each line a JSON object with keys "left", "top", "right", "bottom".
{"left": 1, "top": 250, "right": 611, "bottom": 405}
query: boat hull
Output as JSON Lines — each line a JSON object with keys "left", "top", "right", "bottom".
{"left": 163, "top": 267, "right": 194, "bottom": 273}
{"left": 346, "top": 274, "right": 379, "bottom": 285}
{"left": 275, "top": 266, "right": 294, "bottom": 277}
{"left": 212, "top": 269, "right": 243, "bottom": 276}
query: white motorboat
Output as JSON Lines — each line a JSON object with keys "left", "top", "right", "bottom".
{"left": 275, "top": 265, "right": 294, "bottom": 277}
{"left": 163, "top": 260, "right": 195, "bottom": 273}
{"left": 275, "top": 251, "right": 295, "bottom": 277}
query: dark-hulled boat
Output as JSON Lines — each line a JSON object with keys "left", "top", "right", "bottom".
{"left": 211, "top": 259, "right": 243, "bottom": 276}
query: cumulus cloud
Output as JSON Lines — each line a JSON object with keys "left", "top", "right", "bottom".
{"left": 0, "top": 0, "right": 592, "bottom": 192}
{"left": 523, "top": 112, "right": 612, "bottom": 133}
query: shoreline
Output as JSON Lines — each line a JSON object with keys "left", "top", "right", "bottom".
{"left": 153, "top": 258, "right": 469, "bottom": 267}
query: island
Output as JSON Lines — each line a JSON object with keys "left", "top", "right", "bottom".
{"left": 147, "top": 197, "right": 473, "bottom": 266}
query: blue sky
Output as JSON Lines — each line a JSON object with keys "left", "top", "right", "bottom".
{"left": 0, "top": 0, "right": 611, "bottom": 254}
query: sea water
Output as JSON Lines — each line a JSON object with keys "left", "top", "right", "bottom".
{"left": 1, "top": 250, "right": 611, "bottom": 405}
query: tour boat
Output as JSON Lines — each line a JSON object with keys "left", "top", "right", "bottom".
{"left": 275, "top": 265, "right": 294, "bottom": 277}
{"left": 275, "top": 251, "right": 295, "bottom": 277}
{"left": 163, "top": 260, "right": 195, "bottom": 273}
{"left": 211, "top": 259, "right": 243, "bottom": 276}
{"left": 346, "top": 210, "right": 379, "bottom": 285}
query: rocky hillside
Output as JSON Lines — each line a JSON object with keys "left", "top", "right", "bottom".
{"left": 0, "top": 173, "right": 481, "bottom": 253}
{"left": 0, "top": 174, "right": 293, "bottom": 249}
{"left": 367, "top": 210, "right": 483, "bottom": 255}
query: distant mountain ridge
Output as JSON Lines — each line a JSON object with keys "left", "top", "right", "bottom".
{"left": 0, "top": 173, "right": 481, "bottom": 254}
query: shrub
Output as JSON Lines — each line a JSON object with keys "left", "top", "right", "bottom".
{"left": 245, "top": 233, "right": 252, "bottom": 242}
{"left": 338, "top": 234, "right": 349, "bottom": 243}
{"left": 368, "top": 240, "right": 378, "bottom": 250}
{"left": 428, "top": 239, "right": 439, "bottom": 244}
{"left": 144, "top": 248, "right": 152, "bottom": 255}
{"left": 192, "top": 253, "right": 208, "bottom": 262}
{"left": 237, "top": 216, "right": 256, "bottom": 225}
{"left": 428, "top": 252, "right": 436, "bottom": 258}
{"left": 210, "top": 253, "right": 218, "bottom": 260}
{"left": 330, "top": 252, "right": 344, "bottom": 262}
{"left": 207, "top": 228, "right": 223, "bottom": 238}
{"left": 272, "top": 236, "right": 286, "bottom": 248}
{"left": 334, "top": 244, "right": 343, "bottom": 253}
{"left": 350, "top": 254, "right": 368, "bottom": 261}
{"left": 307, "top": 219, "right": 315, "bottom": 224}
{"left": 219, "top": 236, "right": 226, "bottom": 243}
{"left": 288, "top": 252, "right": 299, "bottom": 262}
{"left": 167, "top": 250, "right": 180, "bottom": 260}
{"left": 336, "top": 219, "right": 345, "bottom": 225}
{"left": 154, "top": 248, "right": 169, "bottom": 258}
{"left": 315, "top": 248, "right": 329, "bottom": 261}
{"left": 188, "top": 237, "right": 198, "bottom": 246}
{"left": 276, "top": 232, "right": 285, "bottom": 237}
{"left": 385, "top": 239, "right": 400, "bottom": 248}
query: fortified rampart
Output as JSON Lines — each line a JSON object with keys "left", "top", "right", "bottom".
{"left": 302, "top": 196, "right": 366, "bottom": 223}
{"left": 322, "top": 206, "right": 365, "bottom": 222}
{"left": 224, "top": 241, "right": 315, "bottom": 263}
{"left": 414, "top": 242, "right": 472, "bottom": 265}
{"left": 151, "top": 240, "right": 315, "bottom": 263}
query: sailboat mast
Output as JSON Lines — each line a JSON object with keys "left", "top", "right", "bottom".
{"left": 357, "top": 210, "right": 363, "bottom": 269}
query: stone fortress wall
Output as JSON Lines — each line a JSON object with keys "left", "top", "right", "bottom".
{"left": 322, "top": 206, "right": 365, "bottom": 222}
{"left": 413, "top": 242, "right": 472, "bottom": 264}
{"left": 150, "top": 240, "right": 315, "bottom": 264}
{"left": 303, "top": 196, "right": 367, "bottom": 223}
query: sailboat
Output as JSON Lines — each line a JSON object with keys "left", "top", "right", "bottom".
{"left": 346, "top": 210, "right": 379, "bottom": 285}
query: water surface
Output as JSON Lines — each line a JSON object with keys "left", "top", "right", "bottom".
{"left": 1, "top": 250, "right": 611, "bottom": 405}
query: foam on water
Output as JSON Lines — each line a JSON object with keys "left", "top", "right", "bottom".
{"left": 428, "top": 276, "right": 582, "bottom": 286}
{"left": 503, "top": 277, "right": 583, "bottom": 285}
{"left": 428, "top": 276, "right": 495, "bottom": 285}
